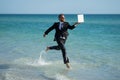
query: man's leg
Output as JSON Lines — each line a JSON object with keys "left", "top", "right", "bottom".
{"left": 45, "top": 45, "right": 60, "bottom": 52}
{"left": 56, "top": 39, "right": 70, "bottom": 68}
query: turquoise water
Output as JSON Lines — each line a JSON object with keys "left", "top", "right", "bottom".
{"left": 0, "top": 14, "right": 120, "bottom": 80}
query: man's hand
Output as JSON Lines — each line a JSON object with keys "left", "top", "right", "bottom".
{"left": 73, "top": 22, "right": 80, "bottom": 26}
{"left": 43, "top": 34, "right": 46, "bottom": 37}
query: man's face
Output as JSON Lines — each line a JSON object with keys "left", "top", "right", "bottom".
{"left": 59, "top": 15, "right": 65, "bottom": 22}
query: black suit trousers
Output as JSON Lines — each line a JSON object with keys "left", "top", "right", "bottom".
{"left": 49, "top": 38, "right": 69, "bottom": 64}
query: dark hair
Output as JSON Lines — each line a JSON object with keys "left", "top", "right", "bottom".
{"left": 58, "top": 14, "right": 64, "bottom": 18}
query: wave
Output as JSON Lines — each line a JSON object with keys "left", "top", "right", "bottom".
{"left": 55, "top": 74, "right": 71, "bottom": 80}
{"left": 13, "top": 50, "right": 52, "bottom": 67}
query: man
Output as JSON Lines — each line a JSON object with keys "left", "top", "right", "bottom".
{"left": 43, "top": 14, "right": 80, "bottom": 68}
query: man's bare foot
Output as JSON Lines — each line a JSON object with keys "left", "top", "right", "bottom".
{"left": 45, "top": 47, "right": 49, "bottom": 52}
{"left": 66, "top": 63, "right": 71, "bottom": 69}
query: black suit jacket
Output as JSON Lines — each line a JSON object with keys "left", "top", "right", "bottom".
{"left": 44, "top": 22, "right": 75, "bottom": 41}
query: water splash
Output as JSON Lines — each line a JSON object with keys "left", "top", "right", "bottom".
{"left": 37, "top": 50, "right": 51, "bottom": 65}
{"left": 30, "top": 50, "right": 51, "bottom": 66}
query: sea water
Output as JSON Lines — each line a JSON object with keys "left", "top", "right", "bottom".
{"left": 0, "top": 14, "right": 120, "bottom": 80}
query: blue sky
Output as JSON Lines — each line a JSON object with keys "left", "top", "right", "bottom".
{"left": 0, "top": 0, "right": 120, "bottom": 14}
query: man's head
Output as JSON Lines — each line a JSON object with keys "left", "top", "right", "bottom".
{"left": 58, "top": 14, "right": 65, "bottom": 22}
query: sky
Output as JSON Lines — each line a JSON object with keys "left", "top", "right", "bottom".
{"left": 0, "top": 0, "right": 120, "bottom": 14}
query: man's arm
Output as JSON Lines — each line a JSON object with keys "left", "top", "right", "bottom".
{"left": 67, "top": 22, "right": 80, "bottom": 30}
{"left": 43, "top": 23, "right": 55, "bottom": 37}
